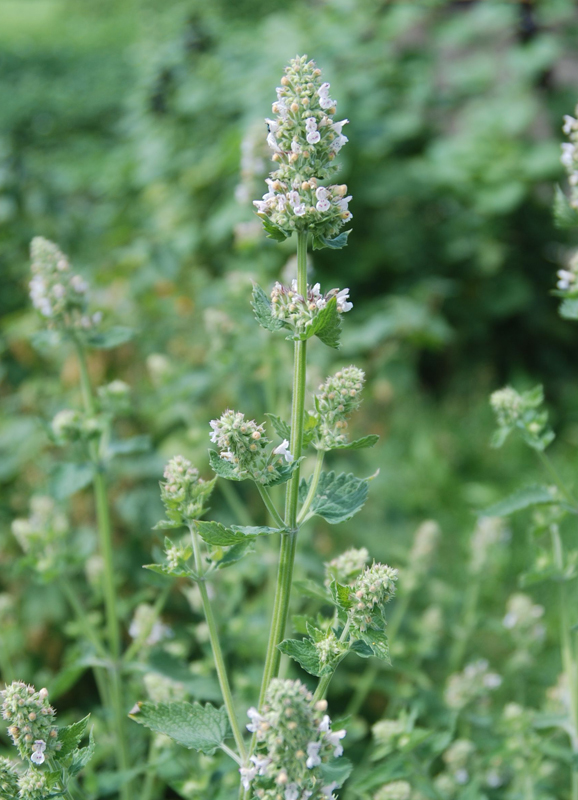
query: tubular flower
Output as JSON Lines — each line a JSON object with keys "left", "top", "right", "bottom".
{"left": 270, "top": 281, "right": 352, "bottom": 336}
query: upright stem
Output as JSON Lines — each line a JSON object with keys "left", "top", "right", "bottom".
{"left": 297, "top": 449, "right": 324, "bottom": 525}
{"left": 189, "top": 524, "right": 247, "bottom": 760}
{"left": 256, "top": 232, "right": 309, "bottom": 714}
{"left": 73, "top": 338, "right": 130, "bottom": 800}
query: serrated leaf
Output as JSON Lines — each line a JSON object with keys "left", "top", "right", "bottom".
{"left": 260, "top": 216, "right": 290, "bottom": 242}
{"left": 51, "top": 462, "right": 94, "bottom": 500}
{"left": 319, "top": 757, "right": 352, "bottom": 786}
{"left": 208, "top": 450, "right": 243, "bottom": 481}
{"left": 301, "top": 471, "right": 369, "bottom": 524}
{"left": 214, "top": 539, "right": 255, "bottom": 568}
{"left": 107, "top": 435, "right": 151, "bottom": 456}
{"left": 251, "top": 285, "right": 287, "bottom": 332}
{"left": 560, "top": 298, "right": 578, "bottom": 321}
{"left": 359, "top": 629, "right": 390, "bottom": 662}
{"left": 554, "top": 185, "right": 578, "bottom": 229}
{"left": 129, "top": 701, "right": 230, "bottom": 755}
{"left": 196, "top": 521, "right": 246, "bottom": 546}
{"left": 293, "top": 579, "right": 331, "bottom": 603}
{"left": 329, "top": 434, "right": 380, "bottom": 451}
{"left": 85, "top": 326, "right": 134, "bottom": 349}
{"left": 69, "top": 728, "right": 95, "bottom": 777}
{"left": 266, "top": 413, "right": 291, "bottom": 440}
{"left": 278, "top": 638, "right": 329, "bottom": 677}
{"left": 230, "top": 525, "right": 284, "bottom": 536}
{"left": 264, "top": 456, "right": 303, "bottom": 487}
{"left": 55, "top": 715, "right": 90, "bottom": 759}
{"left": 310, "top": 296, "right": 342, "bottom": 349}
{"left": 312, "top": 230, "right": 352, "bottom": 251}
{"left": 329, "top": 580, "right": 354, "bottom": 609}
{"left": 479, "top": 484, "right": 557, "bottom": 517}
{"left": 349, "top": 639, "right": 374, "bottom": 658}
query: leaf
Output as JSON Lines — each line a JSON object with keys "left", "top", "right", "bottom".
{"left": 213, "top": 538, "right": 255, "bottom": 568}
{"left": 266, "top": 413, "right": 291, "bottom": 440}
{"left": 195, "top": 521, "right": 246, "bottom": 546}
{"left": 302, "top": 471, "right": 370, "bottom": 524}
{"left": 329, "top": 580, "right": 353, "bottom": 610}
{"left": 329, "top": 434, "right": 380, "bottom": 451}
{"left": 107, "top": 435, "right": 151, "bottom": 456}
{"left": 560, "top": 298, "right": 578, "bottom": 321}
{"left": 278, "top": 638, "right": 328, "bottom": 677}
{"left": 208, "top": 450, "right": 243, "bottom": 481}
{"left": 56, "top": 715, "right": 90, "bottom": 759}
{"left": 51, "top": 462, "right": 94, "bottom": 500}
{"left": 30, "top": 329, "right": 62, "bottom": 351}
{"left": 69, "top": 728, "right": 96, "bottom": 777}
{"left": 319, "top": 757, "right": 353, "bottom": 786}
{"left": 479, "top": 484, "right": 557, "bottom": 518}
{"left": 349, "top": 639, "right": 374, "bottom": 658}
{"left": 230, "top": 525, "right": 284, "bottom": 536}
{"left": 85, "top": 326, "right": 134, "bottom": 349}
{"left": 251, "top": 285, "right": 287, "bottom": 332}
{"left": 129, "top": 701, "right": 230, "bottom": 755}
{"left": 310, "top": 296, "right": 342, "bottom": 349}
{"left": 554, "top": 185, "right": 578, "bottom": 229}
{"left": 143, "top": 563, "right": 201, "bottom": 580}
{"left": 359, "top": 629, "right": 390, "bottom": 662}
{"left": 264, "top": 457, "right": 303, "bottom": 487}
{"left": 312, "top": 230, "right": 352, "bottom": 251}
{"left": 293, "top": 580, "right": 331, "bottom": 603}
{"left": 260, "top": 216, "right": 290, "bottom": 242}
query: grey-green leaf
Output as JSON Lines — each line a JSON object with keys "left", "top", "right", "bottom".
{"left": 196, "top": 521, "right": 246, "bottom": 546}
{"left": 55, "top": 715, "right": 90, "bottom": 759}
{"left": 312, "top": 230, "right": 352, "bottom": 250}
{"left": 310, "top": 296, "right": 342, "bottom": 349}
{"left": 266, "top": 413, "right": 291, "bottom": 441}
{"left": 328, "top": 434, "right": 380, "bottom": 451}
{"left": 69, "top": 728, "right": 96, "bottom": 777}
{"left": 107, "top": 435, "right": 151, "bottom": 456}
{"left": 278, "top": 638, "right": 328, "bottom": 677}
{"left": 208, "top": 450, "right": 243, "bottom": 481}
{"left": 260, "top": 216, "right": 290, "bottom": 242}
{"left": 85, "top": 326, "right": 134, "bottom": 349}
{"left": 301, "top": 470, "right": 370, "bottom": 524}
{"left": 251, "top": 285, "right": 287, "bottom": 332}
{"left": 560, "top": 298, "right": 578, "bottom": 321}
{"left": 358, "top": 629, "right": 390, "bottom": 662}
{"left": 479, "top": 484, "right": 557, "bottom": 518}
{"left": 129, "top": 701, "right": 230, "bottom": 755}
{"left": 51, "top": 462, "right": 94, "bottom": 500}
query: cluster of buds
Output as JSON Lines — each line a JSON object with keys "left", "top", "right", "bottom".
{"left": 0, "top": 757, "right": 19, "bottom": 798}
{"left": 373, "top": 781, "right": 412, "bottom": 800}
{"left": 16, "top": 770, "right": 49, "bottom": 800}
{"left": 242, "top": 679, "right": 346, "bottom": 799}
{"left": 209, "top": 410, "right": 293, "bottom": 484}
{"left": 561, "top": 109, "right": 578, "bottom": 209}
{"left": 490, "top": 384, "right": 554, "bottom": 451}
{"left": 51, "top": 408, "right": 103, "bottom": 445}
{"left": 29, "top": 237, "right": 101, "bottom": 331}
{"left": 270, "top": 281, "right": 352, "bottom": 335}
{"left": 160, "top": 455, "right": 215, "bottom": 526}
{"left": 254, "top": 55, "right": 352, "bottom": 243}
{"left": 349, "top": 562, "right": 398, "bottom": 633}
{"left": 11, "top": 496, "right": 69, "bottom": 577}
{"left": 469, "top": 517, "right": 508, "bottom": 575}
{"left": 444, "top": 659, "right": 502, "bottom": 710}
{"left": 128, "top": 603, "right": 172, "bottom": 648}
{"left": 1, "top": 682, "right": 60, "bottom": 764}
{"left": 315, "top": 631, "right": 344, "bottom": 670}
{"left": 313, "top": 366, "right": 364, "bottom": 450}
{"left": 324, "top": 547, "right": 369, "bottom": 587}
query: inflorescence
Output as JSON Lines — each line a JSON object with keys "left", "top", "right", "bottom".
{"left": 313, "top": 367, "right": 365, "bottom": 450}
{"left": 1, "top": 682, "right": 60, "bottom": 765}
{"left": 160, "top": 455, "right": 215, "bottom": 526}
{"left": 270, "top": 281, "right": 352, "bottom": 336}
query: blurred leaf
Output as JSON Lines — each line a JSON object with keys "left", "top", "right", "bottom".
{"left": 479, "top": 484, "right": 557, "bottom": 517}
{"left": 329, "top": 435, "right": 380, "bottom": 451}
{"left": 107, "top": 435, "right": 151, "bottom": 456}
{"left": 51, "top": 462, "right": 94, "bottom": 499}
{"left": 553, "top": 185, "right": 578, "bottom": 229}
{"left": 84, "top": 326, "right": 134, "bottom": 349}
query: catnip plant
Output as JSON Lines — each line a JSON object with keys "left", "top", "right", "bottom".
{"left": 128, "top": 55, "right": 397, "bottom": 799}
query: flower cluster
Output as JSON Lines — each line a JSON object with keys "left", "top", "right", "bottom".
{"left": 350, "top": 563, "right": 398, "bottom": 633}
{"left": 444, "top": 659, "right": 502, "bottom": 710}
{"left": 242, "top": 680, "right": 346, "bottom": 799}
{"left": 0, "top": 757, "right": 19, "bottom": 798}
{"left": 490, "top": 384, "right": 554, "bottom": 451}
{"left": 254, "top": 56, "right": 352, "bottom": 242}
{"left": 143, "top": 673, "right": 186, "bottom": 704}
{"left": 29, "top": 237, "right": 101, "bottom": 331}
{"left": 313, "top": 367, "right": 364, "bottom": 450}
{"left": 160, "top": 455, "right": 215, "bottom": 526}
{"left": 373, "top": 781, "right": 412, "bottom": 800}
{"left": 324, "top": 547, "right": 369, "bottom": 587}
{"left": 16, "top": 770, "right": 49, "bottom": 800}
{"left": 51, "top": 408, "right": 103, "bottom": 445}
{"left": 270, "top": 281, "right": 353, "bottom": 337}
{"left": 1, "top": 682, "right": 60, "bottom": 764}
{"left": 561, "top": 109, "right": 578, "bottom": 209}
{"left": 209, "top": 410, "right": 293, "bottom": 484}
{"left": 11, "top": 496, "right": 69, "bottom": 577}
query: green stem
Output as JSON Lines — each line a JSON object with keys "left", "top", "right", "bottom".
{"left": 256, "top": 484, "right": 285, "bottom": 528}
{"left": 189, "top": 524, "right": 247, "bottom": 760}
{"left": 313, "top": 620, "right": 351, "bottom": 703}
{"left": 297, "top": 449, "right": 324, "bottom": 525}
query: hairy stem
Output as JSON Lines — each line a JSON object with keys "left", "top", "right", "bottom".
{"left": 256, "top": 484, "right": 285, "bottom": 528}
{"left": 189, "top": 524, "right": 247, "bottom": 760}
{"left": 297, "top": 448, "right": 324, "bottom": 525}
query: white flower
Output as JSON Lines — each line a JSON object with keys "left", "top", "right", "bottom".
{"left": 455, "top": 769, "right": 469, "bottom": 785}
{"left": 31, "top": 740, "right": 47, "bottom": 765}
{"left": 483, "top": 672, "right": 502, "bottom": 689}
{"left": 336, "top": 288, "right": 353, "bottom": 312}
{"left": 318, "top": 714, "right": 331, "bottom": 732}
{"left": 273, "top": 439, "right": 293, "bottom": 462}
{"left": 288, "top": 191, "right": 300, "bottom": 207}
{"left": 285, "top": 784, "right": 300, "bottom": 800}
{"left": 318, "top": 82, "right": 330, "bottom": 97}
{"left": 291, "top": 141, "right": 301, "bottom": 153}
{"left": 306, "top": 741, "right": 322, "bottom": 769}
{"left": 250, "top": 754, "right": 271, "bottom": 775}
{"left": 332, "top": 133, "right": 348, "bottom": 152}
{"left": 316, "top": 187, "right": 329, "bottom": 201}
{"left": 277, "top": 195, "right": 287, "bottom": 211}
{"left": 221, "top": 450, "right": 235, "bottom": 462}
{"left": 563, "top": 115, "right": 577, "bottom": 135}
{"left": 321, "top": 782, "right": 339, "bottom": 798}
{"left": 305, "top": 117, "right": 318, "bottom": 131}
{"left": 306, "top": 131, "right": 321, "bottom": 145}
{"left": 70, "top": 275, "right": 88, "bottom": 293}
{"left": 332, "top": 119, "right": 349, "bottom": 135}
{"left": 246, "top": 707, "right": 264, "bottom": 733}
{"left": 326, "top": 728, "right": 346, "bottom": 757}
{"left": 253, "top": 200, "right": 267, "bottom": 213}
{"left": 265, "top": 117, "right": 279, "bottom": 133}
{"left": 561, "top": 142, "right": 575, "bottom": 168}
{"left": 267, "top": 131, "right": 281, "bottom": 152}
{"left": 316, "top": 199, "right": 330, "bottom": 213}
{"left": 239, "top": 765, "right": 257, "bottom": 789}
{"left": 336, "top": 195, "right": 352, "bottom": 211}
{"left": 320, "top": 96, "right": 335, "bottom": 110}
{"left": 52, "top": 283, "right": 65, "bottom": 299}
{"left": 502, "top": 612, "right": 517, "bottom": 629}
{"left": 294, "top": 204, "right": 307, "bottom": 216}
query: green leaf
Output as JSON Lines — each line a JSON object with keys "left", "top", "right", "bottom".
{"left": 230, "top": 525, "right": 284, "bottom": 536}
{"left": 266, "top": 413, "right": 291, "bottom": 440}
{"left": 51, "top": 462, "right": 94, "bottom": 500}
{"left": 303, "top": 412, "right": 319, "bottom": 447}
{"left": 293, "top": 579, "right": 331, "bottom": 603}
{"left": 55, "top": 715, "right": 90, "bottom": 759}
{"left": 260, "top": 216, "right": 290, "bottom": 242}
{"left": 129, "top": 701, "right": 230, "bottom": 755}
{"left": 278, "top": 638, "right": 328, "bottom": 677}
{"left": 264, "top": 456, "right": 303, "bottom": 487}
{"left": 554, "top": 185, "right": 578, "bottom": 229}
{"left": 312, "top": 230, "right": 352, "bottom": 250}
{"left": 560, "top": 298, "right": 578, "bottom": 321}
{"left": 107, "top": 435, "right": 151, "bottom": 456}
{"left": 329, "top": 580, "right": 354, "bottom": 610}
{"left": 143, "top": 563, "right": 201, "bottom": 580}
{"left": 328, "top": 434, "right": 380, "bottom": 451}
{"left": 30, "top": 329, "right": 62, "bottom": 351}
{"left": 479, "top": 484, "right": 557, "bottom": 517}
{"left": 69, "top": 728, "right": 96, "bottom": 777}
{"left": 349, "top": 639, "right": 374, "bottom": 658}
{"left": 195, "top": 521, "right": 246, "bottom": 546}
{"left": 213, "top": 538, "right": 255, "bottom": 568}
{"left": 85, "top": 326, "right": 134, "bottom": 349}
{"left": 208, "top": 450, "right": 243, "bottom": 481}
{"left": 319, "top": 757, "right": 353, "bottom": 786}
{"left": 359, "top": 629, "right": 390, "bottom": 662}
{"left": 310, "top": 296, "right": 342, "bottom": 349}
{"left": 302, "top": 470, "right": 370, "bottom": 524}
{"left": 251, "top": 285, "right": 287, "bottom": 332}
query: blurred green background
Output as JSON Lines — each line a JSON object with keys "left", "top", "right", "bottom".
{"left": 2, "top": 0, "right": 578, "bottom": 794}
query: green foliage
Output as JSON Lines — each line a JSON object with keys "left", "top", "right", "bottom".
{"left": 251, "top": 285, "right": 288, "bottom": 333}
{"left": 129, "top": 701, "right": 230, "bottom": 755}
{"left": 299, "top": 470, "right": 370, "bottom": 523}
{"left": 479, "top": 484, "right": 559, "bottom": 517}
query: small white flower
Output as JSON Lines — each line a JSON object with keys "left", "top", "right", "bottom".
{"left": 306, "top": 741, "right": 322, "bottom": 769}
{"left": 320, "top": 96, "right": 335, "bottom": 110}
{"left": 318, "top": 82, "right": 330, "bottom": 97}
{"left": 305, "top": 117, "right": 318, "bottom": 131}
{"left": 332, "top": 133, "right": 348, "bottom": 152}
{"left": 306, "top": 131, "right": 321, "bottom": 145}
{"left": 294, "top": 204, "right": 307, "bottom": 216}
{"left": 71, "top": 275, "right": 88, "bottom": 293}
{"left": 277, "top": 195, "right": 287, "bottom": 211}
{"left": 316, "top": 199, "right": 330, "bottom": 213}
{"left": 483, "top": 672, "right": 502, "bottom": 689}
{"left": 239, "top": 765, "right": 257, "bottom": 790}
{"left": 273, "top": 439, "right": 293, "bottom": 462}
{"left": 336, "top": 288, "right": 353, "bottom": 312}
{"left": 326, "top": 728, "right": 346, "bottom": 757}
{"left": 321, "top": 782, "right": 339, "bottom": 798}
{"left": 288, "top": 191, "right": 300, "bottom": 207}
{"left": 52, "top": 283, "right": 65, "bottom": 299}
{"left": 246, "top": 706, "right": 264, "bottom": 733}
{"left": 285, "top": 784, "right": 299, "bottom": 800}
{"left": 332, "top": 119, "right": 349, "bottom": 135}
{"left": 250, "top": 754, "right": 271, "bottom": 775}
{"left": 502, "top": 612, "right": 517, "bottom": 629}
{"left": 265, "top": 117, "right": 279, "bottom": 133}
{"left": 318, "top": 714, "right": 331, "bottom": 732}
{"left": 291, "top": 141, "right": 302, "bottom": 154}
{"left": 267, "top": 132, "right": 281, "bottom": 152}
{"left": 336, "top": 195, "right": 352, "bottom": 211}
{"left": 561, "top": 142, "right": 575, "bottom": 168}
{"left": 221, "top": 450, "right": 235, "bottom": 462}
{"left": 31, "top": 751, "right": 45, "bottom": 765}
{"left": 315, "top": 186, "right": 329, "bottom": 201}
{"left": 455, "top": 768, "right": 469, "bottom": 785}
{"left": 563, "top": 115, "right": 577, "bottom": 135}
{"left": 253, "top": 200, "right": 267, "bottom": 213}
